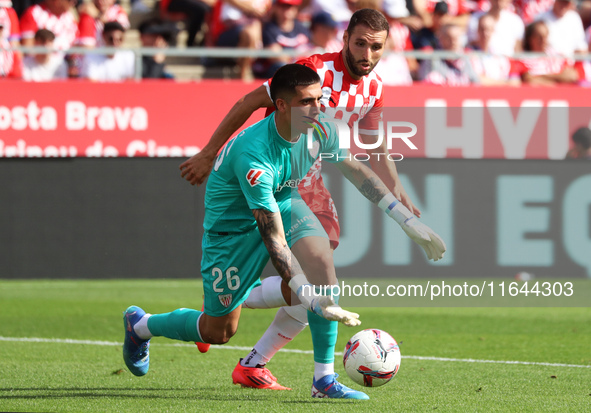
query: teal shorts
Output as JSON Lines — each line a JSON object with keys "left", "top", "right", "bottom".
{"left": 201, "top": 197, "right": 327, "bottom": 316}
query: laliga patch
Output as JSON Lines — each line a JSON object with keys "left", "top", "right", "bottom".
{"left": 246, "top": 168, "right": 265, "bottom": 187}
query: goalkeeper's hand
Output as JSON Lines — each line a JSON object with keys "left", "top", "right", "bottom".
{"left": 289, "top": 275, "right": 361, "bottom": 327}
{"left": 381, "top": 196, "right": 446, "bottom": 261}
{"left": 308, "top": 295, "right": 361, "bottom": 327}
{"left": 400, "top": 217, "right": 446, "bottom": 261}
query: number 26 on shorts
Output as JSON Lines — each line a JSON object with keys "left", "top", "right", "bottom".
{"left": 212, "top": 267, "right": 241, "bottom": 292}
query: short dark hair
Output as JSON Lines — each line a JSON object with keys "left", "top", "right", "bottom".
{"left": 269, "top": 64, "right": 320, "bottom": 105}
{"left": 434, "top": 1, "right": 449, "bottom": 15}
{"left": 138, "top": 17, "right": 177, "bottom": 44}
{"left": 346, "top": 8, "right": 389, "bottom": 37}
{"left": 572, "top": 127, "right": 591, "bottom": 149}
{"left": 34, "top": 28, "right": 56, "bottom": 43}
{"left": 103, "top": 21, "right": 126, "bottom": 35}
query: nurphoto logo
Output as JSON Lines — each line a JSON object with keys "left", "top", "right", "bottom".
{"left": 306, "top": 117, "right": 419, "bottom": 162}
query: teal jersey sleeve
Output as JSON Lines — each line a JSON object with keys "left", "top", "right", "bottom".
{"left": 233, "top": 153, "right": 279, "bottom": 213}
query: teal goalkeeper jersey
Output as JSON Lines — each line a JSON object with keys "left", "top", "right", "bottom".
{"left": 203, "top": 111, "right": 346, "bottom": 234}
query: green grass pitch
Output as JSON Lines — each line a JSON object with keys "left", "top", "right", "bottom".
{"left": 0, "top": 279, "right": 590, "bottom": 412}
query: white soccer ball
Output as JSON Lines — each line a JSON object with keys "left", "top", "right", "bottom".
{"left": 343, "top": 329, "right": 401, "bottom": 387}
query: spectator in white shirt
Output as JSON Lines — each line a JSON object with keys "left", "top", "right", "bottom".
{"left": 467, "top": 0, "right": 524, "bottom": 56}
{"left": 81, "top": 21, "right": 135, "bottom": 81}
{"left": 22, "top": 28, "right": 68, "bottom": 81}
{"left": 536, "top": 0, "right": 587, "bottom": 56}
{"left": 468, "top": 14, "right": 518, "bottom": 85}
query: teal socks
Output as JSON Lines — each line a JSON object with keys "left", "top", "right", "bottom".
{"left": 147, "top": 308, "right": 204, "bottom": 342}
{"left": 307, "top": 287, "right": 339, "bottom": 364}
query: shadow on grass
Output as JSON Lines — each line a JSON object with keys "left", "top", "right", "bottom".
{"left": 0, "top": 387, "right": 268, "bottom": 402}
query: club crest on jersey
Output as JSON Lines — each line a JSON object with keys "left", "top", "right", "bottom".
{"left": 219, "top": 294, "right": 233, "bottom": 308}
{"left": 246, "top": 169, "right": 265, "bottom": 187}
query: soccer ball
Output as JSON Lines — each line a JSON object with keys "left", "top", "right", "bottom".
{"left": 343, "top": 329, "right": 401, "bottom": 387}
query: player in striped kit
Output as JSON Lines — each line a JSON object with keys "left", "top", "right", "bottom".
{"left": 180, "top": 8, "right": 426, "bottom": 397}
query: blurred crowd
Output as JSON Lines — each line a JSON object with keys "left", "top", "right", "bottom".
{"left": 2, "top": 0, "right": 591, "bottom": 84}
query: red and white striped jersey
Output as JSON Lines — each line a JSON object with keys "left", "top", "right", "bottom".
{"left": 0, "top": 6, "right": 19, "bottom": 42}
{"left": 468, "top": 0, "right": 490, "bottom": 13}
{"left": 511, "top": 55, "right": 571, "bottom": 77}
{"left": 470, "top": 0, "right": 553, "bottom": 22}
{"left": 513, "top": 0, "right": 554, "bottom": 25}
{"left": 264, "top": 51, "right": 385, "bottom": 188}
{"left": 78, "top": 5, "right": 130, "bottom": 47}
{"left": 389, "top": 21, "right": 412, "bottom": 53}
{"left": 294, "top": 52, "right": 384, "bottom": 134}
{"left": 20, "top": 4, "right": 79, "bottom": 50}
{"left": 469, "top": 53, "right": 511, "bottom": 81}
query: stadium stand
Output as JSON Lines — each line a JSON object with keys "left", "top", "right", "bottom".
{"left": 2, "top": 0, "right": 591, "bottom": 82}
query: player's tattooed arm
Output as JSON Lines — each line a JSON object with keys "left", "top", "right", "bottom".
{"left": 359, "top": 131, "right": 421, "bottom": 217}
{"left": 335, "top": 158, "right": 390, "bottom": 205}
{"left": 253, "top": 209, "right": 362, "bottom": 326}
{"left": 252, "top": 209, "right": 304, "bottom": 283}
{"left": 359, "top": 177, "right": 390, "bottom": 204}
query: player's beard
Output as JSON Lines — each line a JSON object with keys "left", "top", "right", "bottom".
{"left": 345, "top": 44, "right": 376, "bottom": 78}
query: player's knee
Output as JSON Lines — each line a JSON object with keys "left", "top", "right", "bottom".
{"left": 200, "top": 315, "right": 239, "bottom": 344}
{"left": 210, "top": 328, "right": 237, "bottom": 344}
{"left": 306, "top": 248, "right": 334, "bottom": 275}
{"left": 204, "top": 325, "right": 238, "bottom": 344}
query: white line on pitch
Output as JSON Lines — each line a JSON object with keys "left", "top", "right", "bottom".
{"left": 1, "top": 336, "right": 590, "bottom": 369}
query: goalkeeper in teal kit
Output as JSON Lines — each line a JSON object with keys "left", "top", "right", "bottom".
{"left": 122, "top": 64, "right": 446, "bottom": 399}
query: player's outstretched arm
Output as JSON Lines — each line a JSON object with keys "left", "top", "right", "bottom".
{"left": 335, "top": 158, "right": 446, "bottom": 261}
{"left": 179, "top": 85, "right": 274, "bottom": 186}
{"left": 361, "top": 132, "right": 422, "bottom": 218}
{"left": 252, "top": 208, "right": 361, "bottom": 327}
